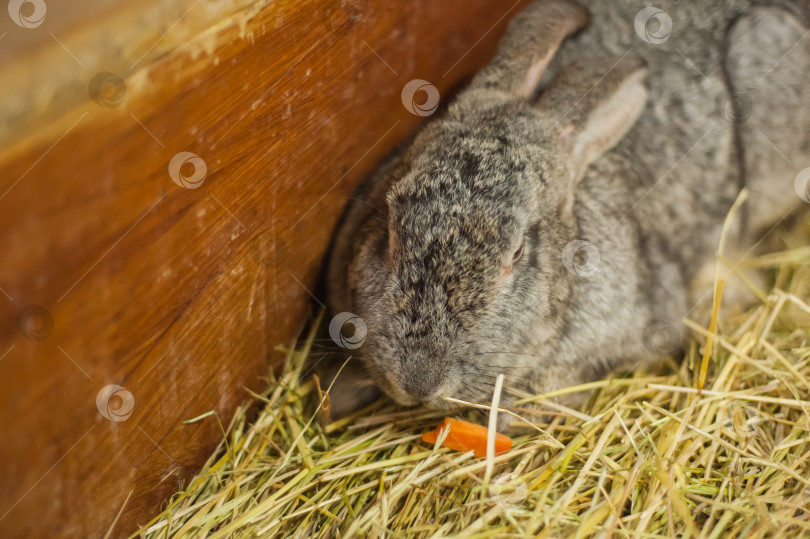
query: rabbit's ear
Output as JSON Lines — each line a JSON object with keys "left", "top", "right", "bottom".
{"left": 468, "top": 0, "right": 590, "bottom": 98}
{"left": 539, "top": 56, "right": 649, "bottom": 179}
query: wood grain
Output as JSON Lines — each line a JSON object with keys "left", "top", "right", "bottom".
{"left": 0, "top": 0, "right": 530, "bottom": 536}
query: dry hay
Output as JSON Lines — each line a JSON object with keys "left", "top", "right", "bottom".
{"left": 132, "top": 215, "right": 810, "bottom": 538}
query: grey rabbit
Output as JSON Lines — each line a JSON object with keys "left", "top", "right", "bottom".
{"left": 320, "top": 0, "right": 810, "bottom": 424}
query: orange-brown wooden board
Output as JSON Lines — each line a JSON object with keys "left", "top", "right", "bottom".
{"left": 0, "top": 0, "right": 530, "bottom": 536}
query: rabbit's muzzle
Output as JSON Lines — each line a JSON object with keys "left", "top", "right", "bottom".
{"left": 379, "top": 352, "right": 451, "bottom": 405}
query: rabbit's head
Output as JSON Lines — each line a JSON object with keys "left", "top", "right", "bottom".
{"left": 346, "top": 0, "right": 648, "bottom": 409}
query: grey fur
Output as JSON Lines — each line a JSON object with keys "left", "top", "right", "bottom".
{"left": 321, "top": 0, "right": 810, "bottom": 422}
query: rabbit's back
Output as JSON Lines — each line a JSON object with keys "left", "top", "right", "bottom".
{"left": 531, "top": 0, "right": 810, "bottom": 378}
{"left": 556, "top": 0, "right": 810, "bottom": 266}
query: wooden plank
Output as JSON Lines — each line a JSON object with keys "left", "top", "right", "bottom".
{"left": 0, "top": 0, "right": 530, "bottom": 536}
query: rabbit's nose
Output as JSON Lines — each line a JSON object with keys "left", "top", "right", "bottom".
{"left": 401, "top": 373, "right": 445, "bottom": 401}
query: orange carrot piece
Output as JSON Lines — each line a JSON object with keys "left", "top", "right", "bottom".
{"left": 422, "top": 417, "right": 512, "bottom": 458}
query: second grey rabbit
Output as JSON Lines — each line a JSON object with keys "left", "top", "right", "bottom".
{"left": 322, "top": 0, "right": 810, "bottom": 422}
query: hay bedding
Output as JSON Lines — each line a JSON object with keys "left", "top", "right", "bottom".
{"left": 133, "top": 217, "right": 810, "bottom": 538}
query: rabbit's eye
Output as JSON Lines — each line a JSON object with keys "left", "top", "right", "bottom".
{"left": 512, "top": 242, "right": 525, "bottom": 263}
